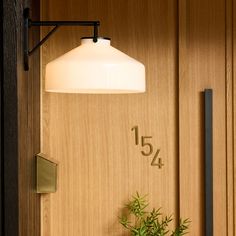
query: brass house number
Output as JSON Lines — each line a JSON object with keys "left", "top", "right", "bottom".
{"left": 131, "top": 126, "right": 163, "bottom": 169}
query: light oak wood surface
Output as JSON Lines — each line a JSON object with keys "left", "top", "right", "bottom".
{"left": 233, "top": 0, "right": 236, "bottom": 234}
{"left": 40, "top": 0, "right": 236, "bottom": 235}
{"left": 226, "top": 0, "right": 234, "bottom": 235}
{"left": 179, "top": 0, "right": 227, "bottom": 235}
{"left": 41, "top": 0, "right": 178, "bottom": 235}
{"left": 19, "top": 2, "right": 41, "bottom": 236}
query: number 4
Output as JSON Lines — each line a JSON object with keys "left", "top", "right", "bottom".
{"left": 151, "top": 149, "right": 163, "bottom": 169}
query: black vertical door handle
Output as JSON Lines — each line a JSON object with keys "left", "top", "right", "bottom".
{"left": 204, "top": 89, "right": 213, "bottom": 236}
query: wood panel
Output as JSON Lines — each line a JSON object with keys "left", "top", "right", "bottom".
{"left": 41, "top": 0, "right": 178, "bottom": 235}
{"left": 19, "top": 1, "right": 41, "bottom": 235}
{"left": 179, "top": 0, "right": 227, "bottom": 235}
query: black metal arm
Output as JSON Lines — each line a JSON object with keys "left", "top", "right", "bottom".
{"left": 24, "top": 8, "right": 100, "bottom": 70}
{"left": 28, "top": 26, "right": 59, "bottom": 56}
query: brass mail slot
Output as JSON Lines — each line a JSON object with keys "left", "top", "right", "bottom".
{"left": 36, "top": 153, "right": 58, "bottom": 193}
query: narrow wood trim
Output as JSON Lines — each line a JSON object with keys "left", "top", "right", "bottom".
{"left": 19, "top": 2, "right": 41, "bottom": 236}
{"left": 226, "top": 0, "right": 234, "bottom": 234}
{"left": 1, "top": 1, "right": 41, "bottom": 235}
{"left": 176, "top": 0, "right": 180, "bottom": 223}
{"left": 233, "top": 0, "right": 236, "bottom": 234}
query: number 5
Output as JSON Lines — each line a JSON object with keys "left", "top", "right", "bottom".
{"left": 141, "top": 136, "right": 153, "bottom": 156}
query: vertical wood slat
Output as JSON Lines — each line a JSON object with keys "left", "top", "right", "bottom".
{"left": 178, "top": 0, "right": 203, "bottom": 233}
{"left": 233, "top": 0, "right": 236, "bottom": 234}
{"left": 18, "top": 1, "right": 41, "bottom": 235}
{"left": 226, "top": 0, "right": 234, "bottom": 234}
{"left": 179, "top": 0, "right": 227, "bottom": 235}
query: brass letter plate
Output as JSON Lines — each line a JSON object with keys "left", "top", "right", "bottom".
{"left": 36, "top": 153, "right": 58, "bottom": 193}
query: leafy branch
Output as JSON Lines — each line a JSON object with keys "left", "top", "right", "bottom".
{"left": 119, "top": 192, "right": 190, "bottom": 236}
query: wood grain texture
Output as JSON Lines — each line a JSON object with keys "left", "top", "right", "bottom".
{"left": 226, "top": 0, "right": 234, "bottom": 234}
{"left": 2, "top": 0, "right": 40, "bottom": 235}
{"left": 233, "top": 0, "right": 236, "bottom": 234}
{"left": 179, "top": 0, "right": 227, "bottom": 235}
{"left": 2, "top": 0, "right": 19, "bottom": 234}
{"left": 41, "top": 0, "right": 178, "bottom": 235}
{"left": 18, "top": 1, "right": 41, "bottom": 236}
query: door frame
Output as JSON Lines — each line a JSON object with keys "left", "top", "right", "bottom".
{"left": 1, "top": 0, "right": 41, "bottom": 235}
{"left": 1, "top": 0, "right": 21, "bottom": 235}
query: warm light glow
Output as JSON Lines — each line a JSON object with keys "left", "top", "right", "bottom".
{"left": 45, "top": 38, "right": 145, "bottom": 93}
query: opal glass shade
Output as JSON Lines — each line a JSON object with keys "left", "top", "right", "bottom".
{"left": 45, "top": 38, "right": 145, "bottom": 93}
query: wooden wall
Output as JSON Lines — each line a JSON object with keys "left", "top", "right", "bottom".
{"left": 19, "top": 1, "right": 41, "bottom": 236}
{"left": 40, "top": 0, "right": 236, "bottom": 235}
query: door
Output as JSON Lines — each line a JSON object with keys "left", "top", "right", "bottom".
{"left": 41, "top": 0, "right": 179, "bottom": 235}
{"left": 40, "top": 0, "right": 236, "bottom": 235}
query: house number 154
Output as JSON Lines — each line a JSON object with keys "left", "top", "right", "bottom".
{"left": 131, "top": 126, "right": 163, "bottom": 169}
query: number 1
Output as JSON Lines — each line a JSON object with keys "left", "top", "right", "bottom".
{"left": 131, "top": 126, "right": 139, "bottom": 145}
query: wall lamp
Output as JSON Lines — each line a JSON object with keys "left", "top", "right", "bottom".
{"left": 24, "top": 8, "right": 145, "bottom": 94}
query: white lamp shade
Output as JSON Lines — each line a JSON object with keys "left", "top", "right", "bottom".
{"left": 45, "top": 38, "right": 145, "bottom": 93}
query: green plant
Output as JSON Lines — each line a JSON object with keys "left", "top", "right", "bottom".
{"left": 119, "top": 192, "right": 190, "bottom": 236}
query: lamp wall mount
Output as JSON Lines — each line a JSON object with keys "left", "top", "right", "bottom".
{"left": 23, "top": 8, "right": 100, "bottom": 71}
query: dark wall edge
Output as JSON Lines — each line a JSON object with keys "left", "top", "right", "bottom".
{"left": 1, "top": 0, "right": 20, "bottom": 235}
{"left": 1, "top": 0, "right": 41, "bottom": 235}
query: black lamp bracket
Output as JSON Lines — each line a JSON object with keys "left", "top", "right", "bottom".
{"left": 24, "top": 8, "right": 100, "bottom": 71}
